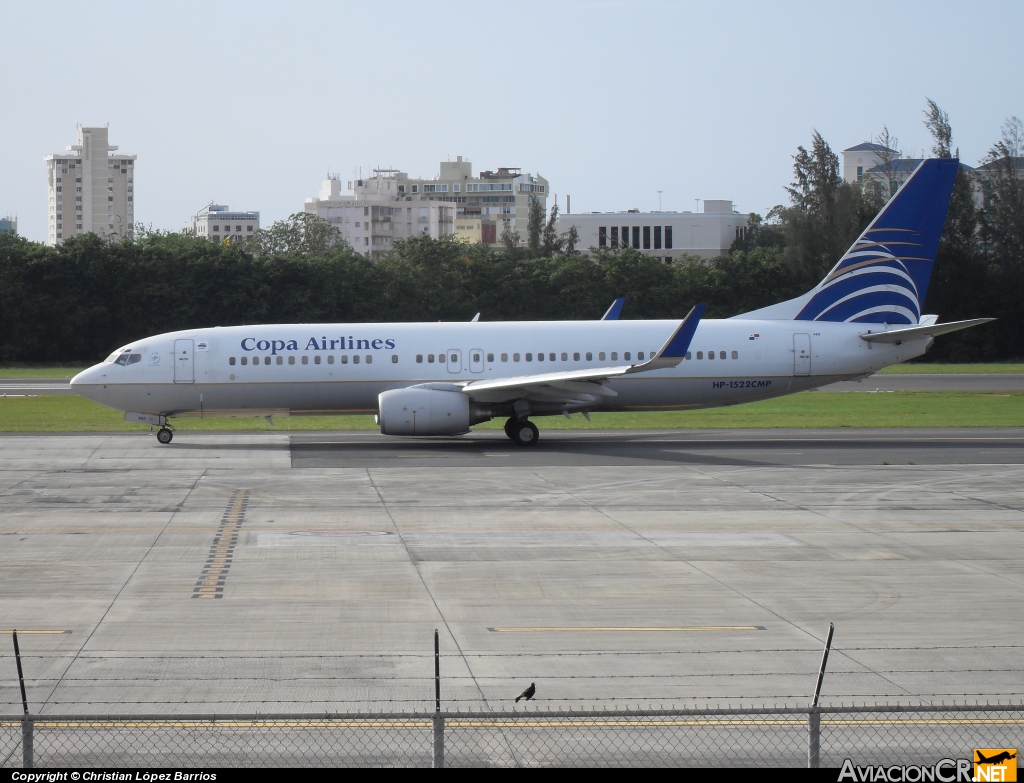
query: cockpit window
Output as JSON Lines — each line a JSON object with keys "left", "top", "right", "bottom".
{"left": 114, "top": 352, "right": 141, "bottom": 366}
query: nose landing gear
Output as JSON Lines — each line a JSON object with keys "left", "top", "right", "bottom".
{"left": 504, "top": 417, "right": 539, "bottom": 446}
{"left": 156, "top": 427, "right": 174, "bottom": 444}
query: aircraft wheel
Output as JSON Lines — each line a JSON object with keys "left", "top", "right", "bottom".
{"left": 503, "top": 417, "right": 517, "bottom": 441}
{"left": 510, "top": 419, "right": 539, "bottom": 447}
{"left": 157, "top": 427, "right": 173, "bottom": 444}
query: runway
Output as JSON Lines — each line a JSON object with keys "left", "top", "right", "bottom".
{"left": 0, "top": 429, "right": 1021, "bottom": 714}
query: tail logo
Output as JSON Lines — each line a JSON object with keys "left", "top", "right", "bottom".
{"left": 796, "top": 229, "right": 923, "bottom": 325}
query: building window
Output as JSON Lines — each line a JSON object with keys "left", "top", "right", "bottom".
{"left": 632, "top": 226, "right": 640, "bottom": 249}
{"left": 411, "top": 185, "right": 418, "bottom": 193}
{"left": 643, "top": 226, "right": 651, "bottom": 249}
{"left": 654, "top": 226, "right": 662, "bottom": 249}
{"left": 665, "top": 226, "right": 673, "bottom": 249}
{"left": 598, "top": 226, "right": 607, "bottom": 246}
{"left": 247, "top": 225, "right": 253, "bottom": 232}
{"left": 610, "top": 226, "right": 618, "bottom": 248}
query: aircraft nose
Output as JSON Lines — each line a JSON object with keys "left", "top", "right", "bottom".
{"left": 70, "top": 363, "right": 107, "bottom": 387}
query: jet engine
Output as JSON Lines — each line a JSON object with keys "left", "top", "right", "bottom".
{"left": 378, "top": 388, "right": 491, "bottom": 436}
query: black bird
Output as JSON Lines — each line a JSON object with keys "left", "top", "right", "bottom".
{"left": 515, "top": 682, "right": 536, "bottom": 703}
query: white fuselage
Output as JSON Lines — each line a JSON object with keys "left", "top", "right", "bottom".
{"left": 70, "top": 319, "right": 928, "bottom": 421}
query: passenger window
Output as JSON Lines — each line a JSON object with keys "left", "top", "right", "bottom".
{"left": 366, "top": 355, "right": 372, "bottom": 364}
{"left": 549, "top": 353, "right": 555, "bottom": 361}
{"left": 513, "top": 353, "right": 520, "bottom": 362}
{"left": 599, "top": 352, "right": 606, "bottom": 361}
{"left": 301, "top": 356, "right": 308, "bottom": 365}
{"left": 276, "top": 356, "right": 283, "bottom": 365}
{"left": 416, "top": 354, "right": 423, "bottom": 363}
{"left": 586, "top": 352, "right": 592, "bottom": 361}
{"left": 720, "top": 351, "right": 726, "bottom": 360}
{"left": 487, "top": 353, "right": 494, "bottom": 362}
{"left": 611, "top": 352, "right": 618, "bottom": 361}
{"left": 708, "top": 351, "right": 715, "bottom": 360}
{"left": 624, "top": 352, "right": 631, "bottom": 361}
{"left": 685, "top": 352, "right": 691, "bottom": 360}
{"left": 448, "top": 354, "right": 455, "bottom": 364}
{"left": 637, "top": 352, "right": 644, "bottom": 360}
{"left": 573, "top": 352, "right": 580, "bottom": 361}
{"left": 241, "top": 356, "right": 248, "bottom": 365}
{"left": 561, "top": 352, "right": 567, "bottom": 361}
{"left": 428, "top": 354, "right": 434, "bottom": 363}
{"left": 327, "top": 355, "right": 334, "bottom": 364}
{"left": 353, "top": 355, "right": 360, "bottom": 364}
{"left": 526, "top": 353, "right": 533, "bottom": 361}
{"left": 537, "top": 353, "right": 544, "bottom": 361}
{"left": 696, "top": 351, "right": 703, "bottom": 360}
{"left": 501, "top": 353, "right": 508, "bottom": 362}
{"left": 314, "top": 355, "right": 321, "bottom": 365}
{"left": 472, "top": 353, "right": 481, "bottom": 362}
{"left": 341, "top": 355, "right": 348, "bottom": 364}
{"left": 229, "top": 357, "right": 236, "bottom": 365}
{"left": 439, "top": 353, "right": 446, "bottom": 363}
{"left": 732, "top": 350, "right": 738, "bottom": 359}
{"left": 288, "top": 356, "right": 295, "bottom": 365}
{"left": 391, "top": 355, "right": 398, "bottom": 363}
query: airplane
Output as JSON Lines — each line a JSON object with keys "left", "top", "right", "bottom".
{"left": 71, "top": 158, "right": 992, "bottom": 446}
{"left": 975, "top": 751, "right": 1016, "bottom": 765}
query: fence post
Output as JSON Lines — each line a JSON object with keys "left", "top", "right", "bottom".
{"left": 808, "top": 623, "right": 834, "bottom": 769}
{"left": 432, "top": 629, "right": 444, "bottom": 768}
{"left": 807, "top": 708, "right": 820, "bottom": 769}
{"left": 13, "top": 630, "right": 32, "bottom": 769}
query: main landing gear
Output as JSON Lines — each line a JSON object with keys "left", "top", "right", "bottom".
{"left": 504, "top": 417, "right": 539, "bottom": 446}
{"left": 156, "top": 427, "right": 174, "bottom": 444}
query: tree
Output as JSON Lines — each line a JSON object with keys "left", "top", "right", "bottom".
{"left": 500, "top": 219, "right": 522, "bottom": 258}
{"left": 249, "top": 213, "right": 345, "bottom": 257}
{"left": 541, "top": 203, "right": 561, "bottom": 257}
{"left": 527, "top": 197, "right": 545, "bottom": 256}
{"left": 923, "top": 98, "right": 954, "bottom": 158}
{"left": 872, "top": 125, "right": 903, "bottom": 197}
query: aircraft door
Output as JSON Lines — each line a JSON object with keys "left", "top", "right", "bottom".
{"left": 793, "top": 333, "right": 811, "bottom": 376}
{"left": 446, "top": 349, "right": 462, "bottom": 373}
{"left": 174, "top": 339, "right": 195, "bottom": 383}
{"left": 469, "top": 348, "right": 484, "bottom": 373}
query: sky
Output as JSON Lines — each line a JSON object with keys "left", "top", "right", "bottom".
{"left": 2, "top": 0, "right": 1021, "bottom": 243}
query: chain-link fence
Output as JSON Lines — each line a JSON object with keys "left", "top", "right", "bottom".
{"left": 2, "top": 705, "right": 1021, "bottom": 768}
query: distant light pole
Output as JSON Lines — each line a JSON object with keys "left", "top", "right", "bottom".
{"left": 657, "top": 191, "right": 663, "bottom": 211}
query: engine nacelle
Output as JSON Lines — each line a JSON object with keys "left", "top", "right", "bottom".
{"left": 378, "top": 388, "right": 472, "bottom": 436}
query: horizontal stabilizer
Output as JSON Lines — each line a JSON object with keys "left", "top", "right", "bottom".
{"left": 859, "top": 318, "right": 994, "bottom": 344}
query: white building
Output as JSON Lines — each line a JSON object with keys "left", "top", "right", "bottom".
{"left": 304, "top": 175, "right": 455, "bottom": 260}
{"left": 183, "top": 203, "right": 260, "bottom": 244}
{"left": 45, "top": 126, "right": 135, "bottom": 245}
{"left": 555, "top": 200, "right": 749, "bottom": 261}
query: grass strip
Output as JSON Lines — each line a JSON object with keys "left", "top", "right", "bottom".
{"left": 1, "top": 392, "right": 1021, "bottom": 432}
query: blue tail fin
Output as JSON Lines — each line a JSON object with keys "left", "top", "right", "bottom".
{"left": 735, "top": 158, "right": 959, "bottom": 324}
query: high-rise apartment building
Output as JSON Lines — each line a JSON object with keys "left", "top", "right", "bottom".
{"left": 45, "top": 126, "right": 135, "bottom": 245}
{"left": 0, "top": 215, "right": 16, "bottom": 235}
{"left": 183, "top": 203, "right": 260, "bottom": 243}
{"left": 304, "top": 176, "right": 455, "bottom": 261}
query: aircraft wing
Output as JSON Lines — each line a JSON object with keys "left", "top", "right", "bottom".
{"left": 860, "top": 318, "right": 994, "bottom": 344}
{"left": 458, "top": 304, "right": 704, "bottom": 404}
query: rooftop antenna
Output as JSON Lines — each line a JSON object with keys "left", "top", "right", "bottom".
{"left": 658, "top": 191, "right": 663, "bottom": 211}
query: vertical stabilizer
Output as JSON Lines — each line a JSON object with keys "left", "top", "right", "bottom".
{"left": 734, "top": 158, "right": 959, "bottom": 323}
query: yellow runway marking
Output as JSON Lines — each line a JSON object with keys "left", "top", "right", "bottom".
{"left": 488, "top": 626, "right": 766, "bottom": 633}
{"left": 3, "top": 718, "right": 1021, "bottom": 730}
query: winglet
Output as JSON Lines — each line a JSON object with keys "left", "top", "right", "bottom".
{"left": 601, "top": 297, "right": 625, "bottom": 320}
{"left": 627, "top": 303, "right": 705, "bottom": 373}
